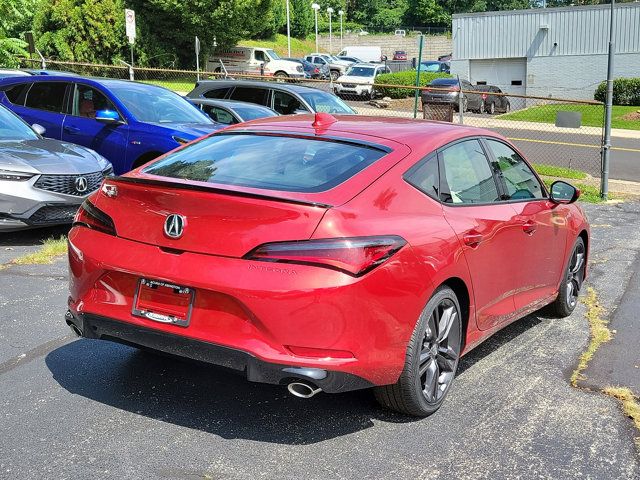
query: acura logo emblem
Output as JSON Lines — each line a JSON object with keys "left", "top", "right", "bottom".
{"left": 164, "top": 214, "right": 185, "bottom": 239}
{"left": 74, "top": 176, "right": 88, "bottom": 193}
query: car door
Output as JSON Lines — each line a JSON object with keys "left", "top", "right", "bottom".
{"left": 461, "top": 80, "right": 481, "bottom": 110}
{"left": 484, "top": 138, "right": 567, "bottom": 311}
{"left": 16, "top": 81, "right": 70, "bottom": 139}
{"left": 61, "top": 83, "right": 129, "bottom": 163}
{"left": 438, "top": 138, "right": 522, "bottom": 331}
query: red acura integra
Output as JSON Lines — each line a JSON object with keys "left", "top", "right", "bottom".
{"left": 66, "top": 114, "right": 589, "bottom": 416}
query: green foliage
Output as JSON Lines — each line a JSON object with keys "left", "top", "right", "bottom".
{"left": 290, "top": 0, "right": 314, "bottom": 38}
{"left": 374, "top": 70, "right": 451, "bottom": 98}
{"left": 33, "top": 0, "right": 127, "bottom": 63}
{"left": 255, "top": 0, "right": 287, "bottom": 39}
{"left": 0, "top": 0, "right": 35, "bottom": 67}
{"left": 0, "top": 36, "right": 28, "bottom": 67}
{"left": 404, "top": 0, "right": 530, "bottom": 27}
{"left": 594, "top": 78, "right": 640, "bottom": 106}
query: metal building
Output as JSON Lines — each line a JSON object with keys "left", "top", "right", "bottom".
{"left": 450, "top": 3, "right": 640, "bottom": 104}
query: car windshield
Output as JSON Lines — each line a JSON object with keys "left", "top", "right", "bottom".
{"left": 266, "top": 49, "right": 280, "bottom": 60}
{"left": 109, "top": 84, "right": 212, "bottom": 124}
{"left": 420, "top": 62, "right": 442, "bottom": 72}
{"left": 0, "top": 105, "right": 38, "bottom": 141}
{"left": 345, "top": 66, "right": 375, "bottom": 77}
{"left": 143, "top": 134, "right": 386, "bottom": 193}
{"left": 299, "top": 92, "right": 355, "bottom": 114}
{"left": 233, "top": 105, "right": 277, "bottom": 121}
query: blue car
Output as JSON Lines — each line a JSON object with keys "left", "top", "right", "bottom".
{"left": 0, "top": 75, "right": 221, "bottom": 174}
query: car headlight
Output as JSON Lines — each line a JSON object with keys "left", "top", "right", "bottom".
{"left": 0, "top": 169, "right": 35, "bottom": 181}
{"left": 172, "top": 136, "right": 190, "bottom": 145}
{"left": 102, "top": 165, "right": 114, "bottom": 177}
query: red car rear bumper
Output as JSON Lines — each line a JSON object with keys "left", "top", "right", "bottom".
{"left": 67, "top": 227, "right": 429, "bottom": 391}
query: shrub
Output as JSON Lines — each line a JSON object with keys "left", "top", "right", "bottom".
{"left": 594, "top": 78, "right": 640, "bottom": 105}
{"left": 374, "top": 70, "right": 452, "bottom": 99}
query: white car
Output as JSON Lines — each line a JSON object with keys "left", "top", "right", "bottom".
{"left": 207, "top": 47, "right": 305, "bottom": 79}
{"left": 334, "top": 63, "right": 391, "bottom": 99}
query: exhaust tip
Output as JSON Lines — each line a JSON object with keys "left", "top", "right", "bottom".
{"left": 287, "top": 382, "right": 322, "bottom": 399}
{"left": 68, "top": 323, "right": 82, "bottom": 337}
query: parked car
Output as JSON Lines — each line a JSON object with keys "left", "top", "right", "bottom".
{"left": 422, "top": 78, "right": 484, "bottom": 113}
{"left": 189, "top": 98, "right": 278, "bottom": 124}
{"left": 336, "top": 56, "right": 363, "bottom": 64}
{"left": 438, "top": 53, "right": 452, "bottom": 62}
{"left": 0, "top": 101, "right": 112, "bottom": 231}
{"left": 475, "top": 85, "right": 511, "bottom": 114}
{"left": 334, "top": 63, "right": 391, "bottom": 99}
{"left": 207, "top": 47, "right": 305, "bottom": 79}
{"left": 394, "top": 29, "right": 406, "bottom": 37}
{"left": 393, "top": 50, "right": 408, "bottom": 61}
{"left": 418, "top": 61, "right": 450, "bottom": 74}
{"left": 65, "top": 113, "right": 588, "bottom": 417}
{"left": 22, "top": 69, "right": 78, "bottom": 76}
{"left": 187, "top": 80, "right": 355, "bottom": 115}
{"left": 0, "top": 69, "right": 30, "bottom": 79}
{"left": 283, "top": 57, "right": 328, "bottom": 79}
{"left": 305, "top": 53, "right": 350, "bottom": 80}
{"left": 337, "top": 46, "right": 382, "bottom": 63}
{"left": 0, "top": 75, "right": 220, "bottom": 174}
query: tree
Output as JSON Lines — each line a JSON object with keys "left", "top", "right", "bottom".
{"left": 290, "top": 0, "right": 314, "bottom": 37}
{"left": 0, "top": 0, "right": 35, "bottom": 67}
{"left": 33, "top": 0, "right": 127, "bottom": 63}
{"left": 255, "top": 0, "right": 287, "bottom": 38}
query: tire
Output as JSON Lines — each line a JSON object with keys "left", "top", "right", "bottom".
{"left": 374, "top": 286, "right": 462, "bottom": 417}
{"left": 274, "top": 71, "right": 288, "bottom": 82}
{"left": 489, "top": 102, "right": 496, "bottom": 115}
{"left": 330, "top": 70, "right": 339, "bottom": 81}
{"left": 546, "top": 237, "right": 586, "bottom": 318}
{"left": 479, "top": 101, "right": 486, "bottom": 114}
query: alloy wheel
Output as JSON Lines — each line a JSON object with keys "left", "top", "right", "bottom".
{"left": 419, "top": 299, "right": 460, "bottom": 404}
{"left": 566, "top": 242, "right": 586, "bottom": 309}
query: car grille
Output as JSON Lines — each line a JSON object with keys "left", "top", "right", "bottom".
{"left": 28, "top": 205, "right": 79, "bottom": 225}
{"left": 34, "top": 171, "right": 105, "bottom": 196}
{"left": 342, "top": 84, "right": 357, "bottom": 88}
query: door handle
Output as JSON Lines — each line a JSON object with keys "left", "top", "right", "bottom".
{"left": 522, "top": 220, "right": 537, "bottom": 235}
{"left": 64, "top": 125, "right": 80, "bottom": 134}
{"left": 463, "top": 231, "right": 483, "bottom": 247}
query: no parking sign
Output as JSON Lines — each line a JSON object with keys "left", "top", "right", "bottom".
{"left": 125, "top": 9, "right": 136, "bottom": 44}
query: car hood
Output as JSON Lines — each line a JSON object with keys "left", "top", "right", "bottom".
{"left": 337, "top": 75, "right": 374, "bottom": 84}
{"left": 149, "top": 122, "right": 222, "bottom": 139}
{"left": 0, "top": 138, "right": 108, "bottom": 174}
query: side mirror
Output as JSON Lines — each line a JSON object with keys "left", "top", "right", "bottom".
{"left": 550, "top": 180, "right": 580, "bottom": 204}
{"left": 95, "top": 110, "right": 121, "bottom": 124}
{"left": 32, "top": 123, "right": 46, "bottom": 135}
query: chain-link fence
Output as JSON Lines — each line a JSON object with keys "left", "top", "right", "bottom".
{"left": 18, "top": 58, "right": 605, "bottom": 177}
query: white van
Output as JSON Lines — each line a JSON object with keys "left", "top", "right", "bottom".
{"left": 337, "top": 46, "right": 382, "bottom": 63}
{"left": 207, "top": 47, "right": 305, "bottom": 79}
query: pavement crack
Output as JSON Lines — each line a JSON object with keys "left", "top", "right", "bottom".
{"left": 0, "top": 334, "right": 76, "bottom": 376}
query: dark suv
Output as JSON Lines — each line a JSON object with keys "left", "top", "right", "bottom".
{"left": 421, "top": 78, "right": 483, "bottom": 113}
{"left": 475, "top": 85, "right": 511, "bottom": 115}
{"left": 187, "top": 80, "right": 355, "bottom": 115}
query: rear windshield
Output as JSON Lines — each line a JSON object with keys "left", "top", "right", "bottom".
{"left": 430, "top": 78, "right": 457, "bottom": 86}
{"left": 143, "top": 133, "right": 387, "bottom": 193}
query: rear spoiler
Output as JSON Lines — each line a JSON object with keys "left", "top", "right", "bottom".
{"left": 111, "top": 175, "right": 333, "bottom": 209}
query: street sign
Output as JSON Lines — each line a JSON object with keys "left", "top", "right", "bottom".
{"left": 125, "top": 9, "right": 136, "bottom": 44}
{"left": 195, "top": 36, "right": 200, "bottom": 56}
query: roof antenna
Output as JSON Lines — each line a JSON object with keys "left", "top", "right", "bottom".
{"left": 312, "top": 112, "right": 338, "bottom": 130}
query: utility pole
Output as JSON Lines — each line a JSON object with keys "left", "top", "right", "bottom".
{"left": 286, "top": 0, "right": 291, "bottom": 57}
{"left": 601, "top": 0, "right": 615, "bottom": 200}
{"left": 413, "top": 35, "right": 424, "bottom": 119}
{"left": 312, "top": 3, "right": 320, "bottom": 52}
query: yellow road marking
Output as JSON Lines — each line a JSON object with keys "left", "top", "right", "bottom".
{"left": 507, "top": 137, "right": 640, "bottom": 153}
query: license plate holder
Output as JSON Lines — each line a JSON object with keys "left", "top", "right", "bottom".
{"left": 132, "top": 278, "right": 195, "bottom": 327}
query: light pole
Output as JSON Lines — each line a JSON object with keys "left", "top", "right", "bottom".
{"left": 312, "top": 3, "right": 320, "bottom": 52}
{"left": 327, "top": 7, "right": 334, "bottom": 53}
{"left": 338, "top": 10, "right": 344, "bottom": 51}
{"left": 286, "top": 0, "right": 291, "bottom": 57}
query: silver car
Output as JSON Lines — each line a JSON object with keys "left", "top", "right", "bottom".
{"left": 0, "top": 104, "right": 112, "bottom": 231}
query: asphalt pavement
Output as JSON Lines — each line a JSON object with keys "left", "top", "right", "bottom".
{"left": 1, "top": 203, "right": 639, "bottom": 479}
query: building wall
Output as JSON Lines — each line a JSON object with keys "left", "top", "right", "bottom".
{"left": 453, "top": 3, "right": 640, "bottom": 60}
{"left": 316, "top": 34, "right": 451, "bottom": 61}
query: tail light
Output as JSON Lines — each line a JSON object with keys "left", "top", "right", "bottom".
{"left": 73, "top": 199, "right": 116, "bottom": 236}
{"left": 314, "top": 67, "right": 319, "bottom": 74}
{"left": 482, "top": 93, "right": 488, "bottom": 100}
{"left": 449, "top": 86, "right": 460, "bottom": 92}
{"left": 244, "top": 236, "right": 406, "bottom": 276}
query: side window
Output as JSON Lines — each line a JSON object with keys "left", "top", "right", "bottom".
{"left": 230, "top": 87, "right": 268, "bottom": 106}
{"left": 404, "top": 154, "right": 439, "bottom": 200}
{"left": 24, "top": 82, "right": 68, "bottom": 113}
{"left": 316, "top": 57, "right": 326, "bottom": 65}
{"left": 203, "top": 87, "right": 231, "bottom": 99}
{"left": 305, "top": 56, "right": 313, "bottom": 63}
{"left": 438, "top": 139, "right": 500, "bottom": 204}
{"left": 486, "top": 139, "right": 544, "bottom": 200}
{"left": 273, "top": 91, "right": 301, "bottom": 115}
{"left": 254, "top": 50, "right": 266, "bottom": 63}
{"left": 2, "top": 83, "right": 30, "bottom": 105}
{"left": 203, "top": 105, "right": 236, "bottom": 124}
{"left": 71, "top": 84, "right": 116, "bottom": 119}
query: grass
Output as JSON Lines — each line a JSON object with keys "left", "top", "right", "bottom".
{"left": 9, "top": 236, "right": 68, "bottom": 266}
{"left": 240, "top": 34, "right": 317, "bottom": 58}
{"left": 532, "top": 163, "right": 588, "bottom": 180}
{"left": 140, "top": 79, "right": 197, "bottom": 93}
{"left": 499, "top": 104, "right": 640, "bottom": 130}
{"left": 571, "top": 288, "right": 612, "bottom": 386}
{"left": 603, "top": 387, "right": 640, "bottom": 434}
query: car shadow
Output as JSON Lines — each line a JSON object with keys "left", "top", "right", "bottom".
{"left": 45, "top": 313, "right": 543, "bottom": 445}
{"left": 0, "top": 225, "right": 70, "bottom": 247}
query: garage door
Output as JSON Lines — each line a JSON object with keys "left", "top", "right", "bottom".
{"left": 469, "top": 58, "right": 526, "bottom": 110}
